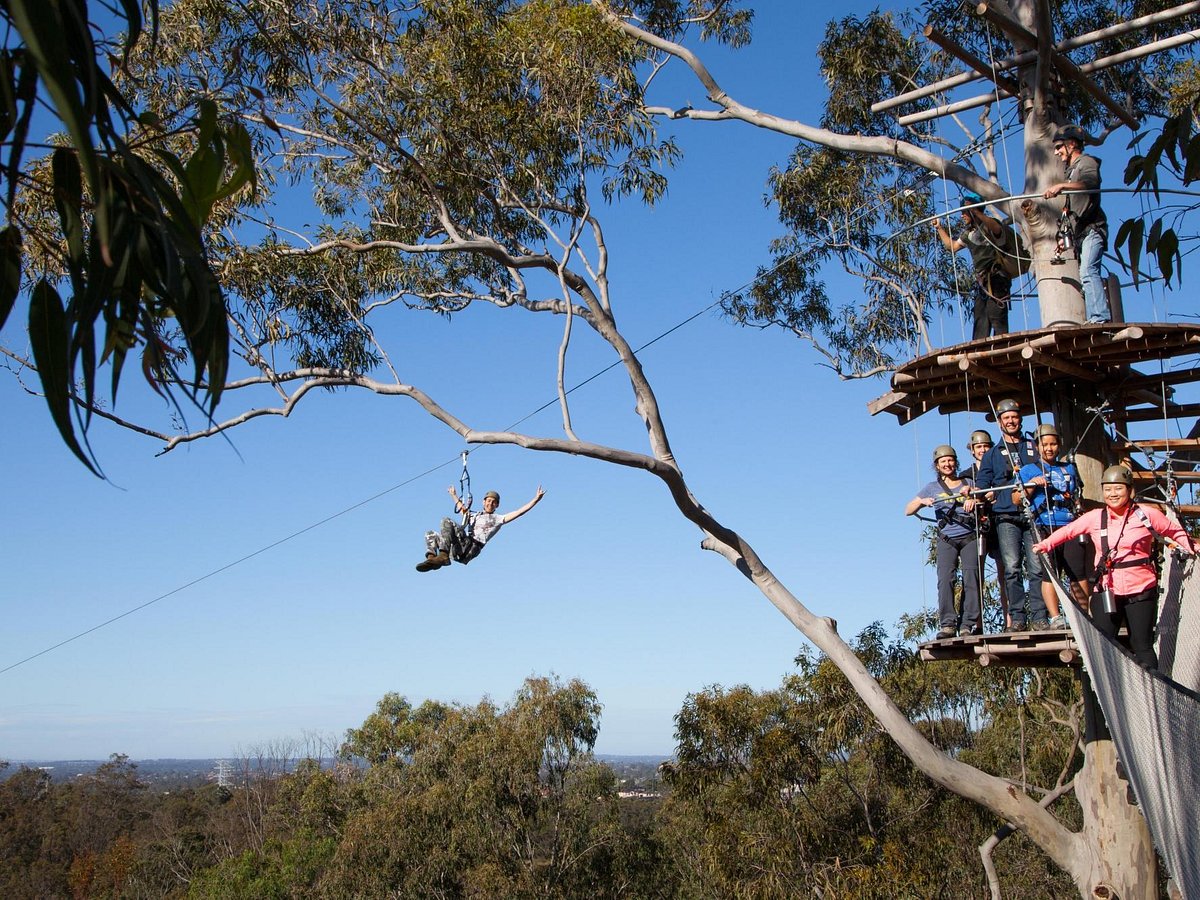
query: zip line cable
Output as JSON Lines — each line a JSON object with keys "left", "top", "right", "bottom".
{"left": 12, "top": 124, "right": 1191, "bottom": 674}
{"left": 1, "top": 258, "right": 796, "bottom": 676}
{"left": 0, "top": 132, "right": 1072, "bottom": 673}
{"left": 0, "top": 458, "right": 456, "bottom": 676}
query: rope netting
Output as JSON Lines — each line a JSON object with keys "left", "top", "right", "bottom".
{"left": 1048, "top": 549, "right": 1200, "bottom": 897}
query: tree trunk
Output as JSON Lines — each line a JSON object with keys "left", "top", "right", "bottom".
{"left": 1013, "top": 3, "right": 1103, "bottom": 501}
{"left": 1049, "top": 386, "right": 1108, "bottom": 504}
{"left": 1073, "top": 741, "right": 1158, "bottom": 900}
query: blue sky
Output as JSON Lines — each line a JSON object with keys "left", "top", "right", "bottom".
{"left": 1, "top": 2, "right": 1194, "bottom": 761}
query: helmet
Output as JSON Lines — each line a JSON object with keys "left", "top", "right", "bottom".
{"left": 484, "top": 490, "right": 501, "bottom": 502}
{"left": 1053, "top": 124, "right": 1088, "bottom": 146}
{"left": 967, "top": 429, "right": 993, "bottom": 447}
{"left": 961, "top": 189, "right": 983, "bottom": 205}
{"left": 1034, "top": 423, "right": 1059, "bottom": 440}
{"left": 996, "top": 399, "right": 1020, "bottom": 416}
{"left": 1101, "top": 465, "right": 1134, "bottom": 486}
{"left": 932, "top": 444, "right": 957, "bottom": 463}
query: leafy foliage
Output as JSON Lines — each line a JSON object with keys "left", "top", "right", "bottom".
{"left": 0, "top": 647, "right": 1088, "bottom": 899}
{"left": 1, "top": 0, "right": 255, "bottom": 473}
{"left": 657, "top": 620, "right": 1082, "bottom": 898}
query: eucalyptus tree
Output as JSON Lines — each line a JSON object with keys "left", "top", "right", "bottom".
{"left": 0, "top": 0, "right": 254, "bottom": 472}
{"left": 605, "top": 0, "right": 1199, "bottom": 372}
{"left": 3, "top": 1, "right": 1185, "bottom": 896}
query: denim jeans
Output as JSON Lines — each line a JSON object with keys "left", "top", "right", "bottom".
{"left": 994, "top": 518, "right": 1047, "bottom": 625}
{"left": 1078, "top": 229, "right": 1108, "bottom": 321}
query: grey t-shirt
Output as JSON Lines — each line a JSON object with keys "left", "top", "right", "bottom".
{"left": 1065, "top": 154, "right": 1106, "bottom": 235}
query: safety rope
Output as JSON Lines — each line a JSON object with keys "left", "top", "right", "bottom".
{"left": 458, "top": 450, "right": 473, "bottom": 529}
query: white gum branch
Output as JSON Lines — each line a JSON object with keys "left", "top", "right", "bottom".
{"left": 554, "top": 194, "right": 590, "bottom": 442}
{"left": 693, "top": 532, "right": 1083, "bottom": 876}
{"left": 596, "top": 4, "right": 1003, "bottom": 200}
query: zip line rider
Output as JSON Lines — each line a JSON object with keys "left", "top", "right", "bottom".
{"left": 906, "top": 444, "right": 983, "bottom": 640}
{"left": 976, "top": 398, "right": 1050, "bottom": 631}
{"left": 1016, "top": 423, "right": 1087, "bottom": 628}
{"left": 416, "top": 485, "right": 546, "bottom": 572}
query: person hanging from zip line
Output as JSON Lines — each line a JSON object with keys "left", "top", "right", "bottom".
{"left": 1015, "top": 423, "right": 1089, "bottom": 629}
{"left": 905, "top": 444, "right": 983, "bottom": 640}
{"left": 975, "top": 398, "right": 1051, "bottom": 631}
{"left": 933, "top": 190, "right": 1011, "bottom": 340}
{"left": 416, "top": 485, "right": 546, "bottom": 572}
{"left": 1034, "top": 465, "right": 1193, "bottom": 671}
{"left": 960, "top": 429, "right": 1011, "bottom": 630}
{"left": 1044, "top": 124, "right": 1110, "bottom": 324}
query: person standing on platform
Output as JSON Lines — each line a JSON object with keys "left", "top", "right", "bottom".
{"left": 934, "top": 192, "right": 1011, "bottom": 339}
{"left": 976, "top": 399, "right": 1049, "bottom": 630}
{"left": 1044, "top": 125, "right": 1109, "bottom": 324}
{"left": 906, "top": 445, "right": 983, "bottom": 640}
{"left": 960, "top": 429, "right": 1009, "bottom": 630}
{"left": 1017, "top": 423, "right": 1088, "bottom": 628}
{"left": 1034, "top": 465, "right": 1193, "bottom": 670}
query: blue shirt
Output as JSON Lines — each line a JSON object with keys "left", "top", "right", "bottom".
{"left": 1018, "top": 460, "right": 1079, "bottom": 528}
{"left": 917, "top": 477, "right": 977, "bottom": 541}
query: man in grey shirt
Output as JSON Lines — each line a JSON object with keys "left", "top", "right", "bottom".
{"left": 1044, "top": 125, "right": 1109, "bottom": 324}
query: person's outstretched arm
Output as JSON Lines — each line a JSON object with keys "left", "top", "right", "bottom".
{"left": 502, "top": 486, "right": 545, "bottom": 524}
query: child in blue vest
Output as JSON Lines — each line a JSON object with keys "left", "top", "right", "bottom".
{"left": 1016, "top": 424, "right": 1089, "bottom": 627}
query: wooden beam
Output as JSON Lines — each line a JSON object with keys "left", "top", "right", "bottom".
{"left": 873, "top": 2, "right": 1200, "bottom": 113}
{"left": 897, "top": 90, "right": 1009, "bottom": 127}
{"left": 1122, "top": 366, "right": 1200, "bottom": 392}
{"left": 976, "top": 2, "right": 1139, "bottom": 129}
{"left": 936, "top": 333, "right": 1057, "bottom": 366}
{"left": 1130, "top": 470, "right": 1200, "bottom": 484}
{"left": 923, "top": 26, "right": 1021, "bottom": 96}
{"left": 1124, "top": 402, "right": 1200, "bottom": 423}
{"left": 958, "top": 358, "right": 1027, "bottom": 392}
{"left": 1020, "top": 345, "right": 1104, "bottom": 381}
{"left": 1109, "top": 325, "right": 1146, "bottom": 343}
{"left": 1116, "top": 438, "right": 1200, "bottom": 451}
{"left": 1080, "top": 29, "right": 1200, "bottom": 77}
{"left": 867, "top": 390, "right": 908, "bottom": 417}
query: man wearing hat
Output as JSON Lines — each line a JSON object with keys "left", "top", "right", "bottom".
{"left": 933, "top": 191, "right": 1011, "bottom": 339}
{"left": 976, "top": 399, "right": 1049, "bottom": 630}
{"left": 1044, "top": 125, "right": 1109, "bottom": 324}
{"left": 417, "top": 484, "right": 546, "bottom": 572}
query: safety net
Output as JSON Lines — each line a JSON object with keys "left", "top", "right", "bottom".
{"left": 1051, "top": 551, "right": 1200, "bottom": 898}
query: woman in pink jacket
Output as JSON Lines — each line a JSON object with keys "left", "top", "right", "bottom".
{"left": 1033, "top": 465, "right": 1193, "bottom": 670}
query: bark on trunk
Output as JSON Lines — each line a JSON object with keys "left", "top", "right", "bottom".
{"left": 1074, "top": 741, "right": 1158, "bottom": 900}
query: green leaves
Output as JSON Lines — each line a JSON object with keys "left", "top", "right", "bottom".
{"left": 1, "top": 1, "right": 258, "bottom": 472}
{"left": 1115, "top": 110, "right": 1196, "bottom": 288}
{"left": 28, "top": 280, "right": 99, "bottom": 474}
{"left": 0, "top": 226, "right": 21, "bottom": 330}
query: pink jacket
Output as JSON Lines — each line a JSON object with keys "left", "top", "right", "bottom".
{"left": 1034, "top": 504, "right": 1193, "bottom": 596}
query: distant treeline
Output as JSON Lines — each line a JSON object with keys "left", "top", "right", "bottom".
{"left": 1, "top": 623, "right": 1085, "bottom": 899}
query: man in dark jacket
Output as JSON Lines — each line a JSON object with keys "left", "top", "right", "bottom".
{"left": 975, "top": 399, "right": 1049, "bottom": 630}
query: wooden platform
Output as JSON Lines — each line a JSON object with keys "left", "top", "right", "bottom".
{"left": 919, "top": 628, "right": 1082, "bottom": 668}
{"left": 870, "top": 322, "right": 1200, "bottom": 424}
